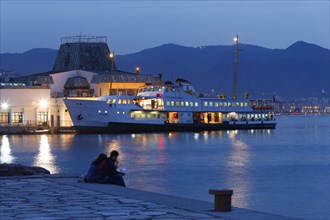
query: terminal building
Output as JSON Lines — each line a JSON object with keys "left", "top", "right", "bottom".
{"left": 0, "top": 35, "right": 160, "bottom": 133}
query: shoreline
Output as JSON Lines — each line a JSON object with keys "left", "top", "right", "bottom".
{"left": 0, "top": 175, "right": 299, "bottom": 220}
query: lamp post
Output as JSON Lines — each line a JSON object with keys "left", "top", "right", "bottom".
{"left": 136, "top": 67, "right": 140, "bottom": 74}
{"left": 233, "top": 35, "right": 239, "bottom": 99}
{"left": 109, "top": 51, "right": 115, "bottom": 95}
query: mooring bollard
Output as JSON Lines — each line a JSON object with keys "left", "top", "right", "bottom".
{"left": 208, "top": 189, "right": 233, "bottom": 212}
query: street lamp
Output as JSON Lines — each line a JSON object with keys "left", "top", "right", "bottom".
{"left": 109, "top": 51, "right": 115, "bottom": 95}
{"left": 1, "top": 102, "right": 8, "bottom": 110}
{"left": 136, "top": 67, "right": 140, "bottom": 74}
{"left": 233, "top": 34, "right": 239, "bottom": 99}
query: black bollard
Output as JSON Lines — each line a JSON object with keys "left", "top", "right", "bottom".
{"left": 208, "top": 189, "right": 233, "bottom": 211}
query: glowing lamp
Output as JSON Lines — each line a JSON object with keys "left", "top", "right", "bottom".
{"left": 1, "top": 102, "right": 8, "bottom": 110}
{"left": 38, "top": 99, "right": 49, "bottom": 108}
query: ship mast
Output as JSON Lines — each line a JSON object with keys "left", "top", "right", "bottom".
{"left": 233, "top": 35, "right": 239, "bottom": 99}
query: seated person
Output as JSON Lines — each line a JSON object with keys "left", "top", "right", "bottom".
{"left": 101, "top": 150, "right": 126, "bottom": 187}
{"left": 84, "top": 153, "right": 107, "bottom": 183}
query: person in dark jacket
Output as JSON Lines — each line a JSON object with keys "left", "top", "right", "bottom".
{"left": 85, "top": 153, "right": 107, "bottom": 183}
{"left": 105, "top": 150, "right": 126, "bottom": 187}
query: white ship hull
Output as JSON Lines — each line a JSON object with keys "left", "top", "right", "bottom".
{"left": 64, "top": 86, "right": 276, "bottom": 134}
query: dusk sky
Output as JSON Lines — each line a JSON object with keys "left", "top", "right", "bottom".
{"left": 1, "top": 1, "right": 329, "bottom": 55}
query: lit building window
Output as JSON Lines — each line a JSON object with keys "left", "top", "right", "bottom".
{"left": 37, "top": 112, "right": 48, "bottom": 125}
{"left": 204, "top": 101, "right": 208, "bottom": 107}
{"left": 12, "top": 112, "right": 23, "bottom": 123}
{"left": 0, "top": 113, "right": 9, "bottom": 123}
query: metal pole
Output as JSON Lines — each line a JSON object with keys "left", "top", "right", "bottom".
{"left": 233, "top": 35, "right": 239, "bottom": 99}
{"left": 109, "top": 51, "right": 114, "bottom": 95}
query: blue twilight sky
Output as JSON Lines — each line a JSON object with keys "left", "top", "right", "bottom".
{"left": 0, "top": 0, "right": 329, "bottom": 55}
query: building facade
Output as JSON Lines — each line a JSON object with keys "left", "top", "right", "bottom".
{"left": 0, "top": 35, "right": 160, "bottom": 132}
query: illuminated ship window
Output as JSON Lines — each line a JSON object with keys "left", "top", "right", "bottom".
{"left": 195, "top": 102, "right": 198, "bottom": 107}
{"left": 209, "top": 102, "right": 213, "bottom": 107}
{"left": 204, "top": 101, "right": 208, "bottom": 107}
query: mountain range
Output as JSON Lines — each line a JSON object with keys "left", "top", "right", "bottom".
{"left": 1, "top": 41, "right": 329, "bottom": 99}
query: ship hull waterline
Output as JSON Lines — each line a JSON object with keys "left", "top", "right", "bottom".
{"left": 72, "top": 122, "right": 277, "bottom": 134}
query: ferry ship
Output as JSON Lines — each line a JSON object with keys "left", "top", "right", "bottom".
{"left": 64, "top": 81, "right": 276, "bottom": 133}
{"left": 64, "top": 36, "right": 276, "bottom": 133}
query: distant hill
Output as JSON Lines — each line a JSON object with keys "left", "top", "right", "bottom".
{"left": 1, "top": 41, "right": 329, "bottom": 98}
{"left": 0, "top": 48, "right": 58, "bottom": 75}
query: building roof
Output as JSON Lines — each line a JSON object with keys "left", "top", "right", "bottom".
{"left": 64, "top": 76, "right": 90, "bottom": 90}
{"left": 10, "top": 72, "right": 54, "bottom": 85}
{"left": 52, "top": 36, "right": 116, "bottom": 73}
{"left": 91, "top": 73, "right": 160, "bottom": 84}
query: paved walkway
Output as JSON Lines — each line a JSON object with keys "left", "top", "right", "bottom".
{"left": 0, "top": 176, "right": 298, "bottom": 220}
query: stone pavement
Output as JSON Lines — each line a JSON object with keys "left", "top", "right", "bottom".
{"left": 0, "top": 176, "right": 299, "bottom": 220}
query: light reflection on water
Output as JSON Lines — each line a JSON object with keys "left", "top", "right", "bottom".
{"left": 33, "top": 135, "right": 59, "bottom": 174}
{"left": 226, "top": 130, "right": 251, "bottom": 208}
{"left": 0, "top": 116, "right": 329, "bottom": 220}
{"left": 0, "top": 135, "right": 15, "bottom": 163}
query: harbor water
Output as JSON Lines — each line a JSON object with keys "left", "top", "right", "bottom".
{"left": 1, "top": 115, "right": 329, "bottom": 220}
